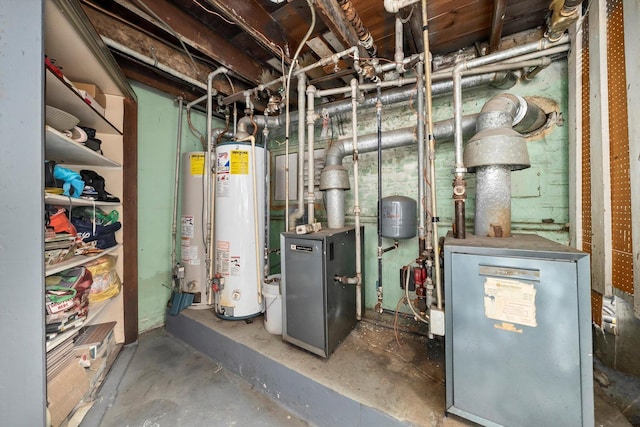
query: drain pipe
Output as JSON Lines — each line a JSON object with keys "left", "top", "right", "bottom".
{"left": 375, "top": 84, "right": 384, "bottom": 313}
{"left": 351, "top": 79, "right": 363, "bottom": 320}
{"left": 451, "top": 34, "right": 569, "bottom": 238}
{"left": 289, "top": 74, "right": 307, "bottom": 229}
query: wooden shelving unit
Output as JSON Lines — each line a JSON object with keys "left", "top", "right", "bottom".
{"left": 42, "top": 1, "right": 137, "bottom": 425}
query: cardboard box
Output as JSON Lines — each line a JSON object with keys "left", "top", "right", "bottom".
{"left": 47, "top": 359, "right": 90, "bottom": 427}
{"left": 72, "top": 82, "right": 106, "bottom": 109}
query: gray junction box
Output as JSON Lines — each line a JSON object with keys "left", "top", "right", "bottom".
{"left": 444, "top": 233, "right": 593, "bottom": 427}
{"left": 281, "top": 227, "right": 362, "bottom": 358}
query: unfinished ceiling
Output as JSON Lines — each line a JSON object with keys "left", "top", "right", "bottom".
{"left": 80, "top": 0, "right": 553, "bottom": 108}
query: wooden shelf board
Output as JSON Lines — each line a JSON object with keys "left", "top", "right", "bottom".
{"left": 45, "top": 70, "right": 122, "bottom": 135}
{"left": 45, "top": 126, "right": 121, "bottom": 167}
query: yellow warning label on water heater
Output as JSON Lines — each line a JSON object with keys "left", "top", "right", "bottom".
{"left": 230, "top": 150, "right": 249, "bottom": 174}
{"left": 190, "top": 153, "right": 205, "bottom": 175}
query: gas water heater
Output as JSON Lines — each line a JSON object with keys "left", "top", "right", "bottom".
{"left": 179, "top": 151, "right": 212, "bottom": 308}
{"left": 214, "top": 142, "right": 266, "bottom": 319}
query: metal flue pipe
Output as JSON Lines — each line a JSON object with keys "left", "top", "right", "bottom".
{"left": 451, "top": 34, "right": 569, "bottom": 238}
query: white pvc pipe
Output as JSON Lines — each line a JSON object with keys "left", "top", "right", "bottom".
{"left": 350, "top": 79, "right": 363, "bottom": 321}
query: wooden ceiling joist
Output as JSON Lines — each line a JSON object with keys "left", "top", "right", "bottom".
{"left": 83, "top": 0, "right": 265, "bottom": 85}
{"left": 203, "top": 0, "right": 295, "bottom": 65}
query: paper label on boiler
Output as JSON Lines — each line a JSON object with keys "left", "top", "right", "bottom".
{"left": 484, "top": 277, "right": 537, "bottom": 328}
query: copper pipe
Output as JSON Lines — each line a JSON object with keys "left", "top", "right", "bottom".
{"left": 337, "top": 0, "right": 378, "bottom": 57}
{"left": 489, "top": 0, "right": 507, "bottom": 53}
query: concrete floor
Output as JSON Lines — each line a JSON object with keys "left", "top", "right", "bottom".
{"left": 82, "top": 310, "right": 637, "bottom": 427}
{"left": 81, "top": 327, "right": 307, "bottom": 427}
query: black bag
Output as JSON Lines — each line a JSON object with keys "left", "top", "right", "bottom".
{"left": 80, "top": 169, "right": 119, "bottom": 202}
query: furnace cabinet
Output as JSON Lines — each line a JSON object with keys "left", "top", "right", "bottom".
{"left": 444, "top": 233, "right": 593, "bottom": 427}
{"left": 281, "top": 227, "right": 363, "bottom": 358}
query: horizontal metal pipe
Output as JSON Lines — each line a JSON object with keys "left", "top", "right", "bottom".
{"left": 325, "top": 114, "right": 479, "bottom": 167}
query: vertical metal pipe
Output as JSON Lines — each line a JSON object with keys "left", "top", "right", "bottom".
{"left": 351, "top": 79, "right": 363, "bottom": 320}
{"left": 376, "top": 84, "right": 384, "bottom": 312}
{"left": 171, "top": 97, "right": 184, "bottom": 270}
{"left": 395, "top": 16, "right": 404, "bottom": 73}
{"left": 289, "top": 74, "right": 307, "bottom": 229}
{"left": 307, "top": 84, "right": 316, "bottom": 224}
{"left": 263, "top": 121, "right": 271, "bottom": 278}
{"left": 416, "top": 65, "right": 427, "bottom": 254}
{"left": 206, "top": 67, "right": 228, "bottom": 305}
{"left": 422, "top": 0, "right": 442, "bottom": 308}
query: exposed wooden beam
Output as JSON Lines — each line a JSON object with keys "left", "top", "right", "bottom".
{"left": 82, "top": 0, "right": 265, "bottom": 85}
{"left": 83, "top": 6, "right": 236, "bottom": 95}
{"left": 203, "top": 0, "right": 293, "bottom": 64}
{"left": 489, "top": 0, "right": 507, "bottom": 53}
{"left": 313, "top": 0, "right": 362, "bottom": 55}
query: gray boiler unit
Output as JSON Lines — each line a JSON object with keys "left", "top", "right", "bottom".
{"left": 281, "top": 227, "right": 362, "bottom": 358}
{"left": 444, "top": 233, "right": 593, "bottom": 427}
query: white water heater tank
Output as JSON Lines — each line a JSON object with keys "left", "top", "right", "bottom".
{"left": 215, "top": 142, "right": 266, "bottom": 319}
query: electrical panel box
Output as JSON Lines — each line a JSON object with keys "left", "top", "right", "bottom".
{"left": 281, "top": 227, "right": 363, "bottom": 358}
{"left": 444, "top": 233, "right": 593, "bottom": 427}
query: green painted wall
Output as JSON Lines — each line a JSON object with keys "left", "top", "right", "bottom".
{"left": 267, "top": 60, "right": 569, "bottom": 314}
{"left": 134, "top": 82, "right": 222, "bottom": 332}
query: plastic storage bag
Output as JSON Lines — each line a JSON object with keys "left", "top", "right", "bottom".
{"left": 84, "top": 255, "right": 121, "bottom": 303}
